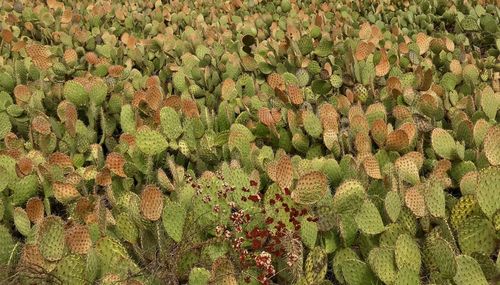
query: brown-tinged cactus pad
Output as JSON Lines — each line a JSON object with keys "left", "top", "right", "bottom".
{"left": 65, "top": 224, "right": 92, "bottom": 255}
{"left": 52, "top": 181, "right": 81, "bottom": 204}
{"left": 483, "top": 125, "right": 500, "bottom": 166}
{"left": 140, "top": 185, "right": 164, "bottom": 221}
{"left": 105, "top": 152, "right": 127, "bottom": 177}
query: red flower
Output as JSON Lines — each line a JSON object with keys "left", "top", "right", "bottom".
{"left": 252, "top": 239, "right": 262, "bottom": 249}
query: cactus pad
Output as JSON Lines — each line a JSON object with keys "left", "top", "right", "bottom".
{"left": 38, "top": 216, "right": 65, "bottom": 261}
{"left": 291, "top": 171, "right": 329, "bottom": 205}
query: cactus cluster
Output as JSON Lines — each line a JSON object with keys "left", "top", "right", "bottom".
{"left": 0, "top": 0, "right": 499, "bottom": 284}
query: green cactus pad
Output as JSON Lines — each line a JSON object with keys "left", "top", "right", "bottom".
{"left": 52, "top": 254, "right": 87, "bottom": 285}
{"left": 89, "top": 79, "right": 108, "bottom": 106}
{"left": 291, "top": 171, "right": 329, "bottom": 205}
{"left": 115, "top": 213, "right": 138, "bottom": 244}
{"left": 136, "top": 127, "right": 168, "bottom": 155}
{"left": 333, "top": 180, "right": 367, "bottom": 214}
{"left": 456, "top": 216, "right": 496, "bottom": 256}
{"left": 450, "top": 195, "right": 481, "bottom": 231}
{"left": 431, "top": 128, "right": 457, "bottom": 160}
{"left": 13, "top": 207, "right": 31, "bottom": 237}
{"left": 303, "top": 111, "right": 323, "bottom": 139}
{"left": 424, "top": 236, "right": 457, "bottom": 280}
{"left": 298, "top": 35, "right": 314, "bottom": 56}
{"left": 395, "top": 234, "right": 421, "bottom": 273}
{"left": 394, "top": 267, "right": 421, "bottom": 285}
{"left": 368, "top": 247, "right": 397, "bottom": 284}
{"left": 355, "top": 199, "right": 385, "bottom": 235}
{"left": 385, "top": 191, "right": 402, "bottom": 222}
{"left": 160, "top": 107, "right": 184, "bottom": 140}
{"left": 453, "top": 255, "right": 488, "bottom": 285}
{"left": 63, "top": 80, "right": 89, "bottom": 107}
{"left": 0, "top": 224, "right": 16, "bottom": 265}
{"left": 38, "top": 216, "right": 65, "bottom": 262}
{"left": 94, "top": 236, "right": 139, "bottom": 276}
{"left": 162, "top": 198, "right": 186, "bottom": 243}
{"left": 341, "top": 258, "right": 376, "bottom": 285}
{"left": 475, "top": 166, "right": 500, "bottom": 219}
{"left": 300, "top": 218, "right": 318, "bottom": 249}
{"left": 424, "top": 181, "right": 446, "bottom": 218}
{"left": 332, "top": 248, "right": 360, "bottom": 283}
{"left": 120, "top": 104, "right": 136, "bottom": 134}
{"left": 189, "top": 267, "right": 211, "bottom": 285}
{"left": 304, "top": 247, "right": 328, "bottom": 284}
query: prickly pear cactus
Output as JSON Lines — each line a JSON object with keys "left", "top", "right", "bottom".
{"left": 1, "top": 0, "right": 499, "bottom": 284}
